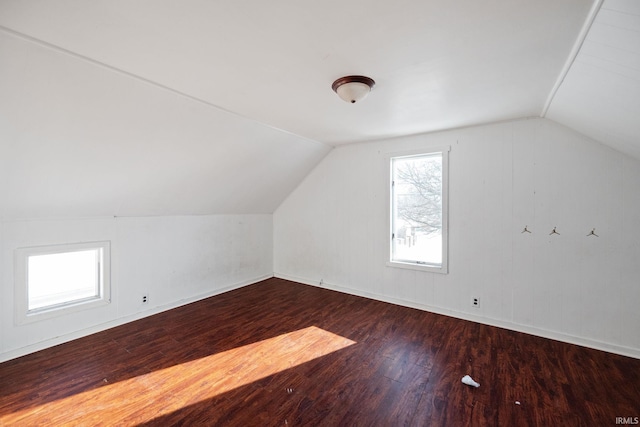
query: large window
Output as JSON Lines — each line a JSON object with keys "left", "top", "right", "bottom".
{"left": 15, "top": 241, "right": 111, "bottom": 323}
{"left": 389, "top": 148, "right": 449, "bottom": 273}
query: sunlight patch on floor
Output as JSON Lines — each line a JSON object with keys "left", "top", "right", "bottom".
{"left": 3, "top": 326, "right": 356, "bottom": 425}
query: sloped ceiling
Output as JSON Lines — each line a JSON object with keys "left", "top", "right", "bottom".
{"left": 0, "top": 33, "right": 331, "bottom": 218}
{"left": 1, "top": 0, "right": 637, "bottom": 220}
{"left": 546, "top": 0, "right": 640, "bottom": 160}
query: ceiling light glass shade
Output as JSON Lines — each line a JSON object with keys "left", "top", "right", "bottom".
{"left": 332, "top": 76, "right": 375, "bottom": 103}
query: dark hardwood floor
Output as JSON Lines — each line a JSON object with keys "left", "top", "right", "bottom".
{"left": 1, "top": 277, "right": 639, "bottom": 426}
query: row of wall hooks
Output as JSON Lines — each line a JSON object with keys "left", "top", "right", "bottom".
{"left": 521, "top": 226, "right": 599, "bottom": 237}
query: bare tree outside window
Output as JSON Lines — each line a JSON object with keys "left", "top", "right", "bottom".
{"left": 395, "top": 155, "right": 442, "bottom": 234}
{"left": 391, "top": 153, "right": 443, "bottom": 266}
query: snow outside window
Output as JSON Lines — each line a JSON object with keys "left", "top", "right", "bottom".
{"left": 389, "top": 148, "right": 449, "bottom": 273}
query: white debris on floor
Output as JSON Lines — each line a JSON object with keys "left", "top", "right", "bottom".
{"left": 461, "top": 374, "right": 480, "bottom": 388}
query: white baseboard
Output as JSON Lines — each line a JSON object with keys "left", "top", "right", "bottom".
{"left": 274, "top": 272, "right": 640, "bottom": 360}
{"left": 0, "top": 274, "right": 272, "bottom": 363}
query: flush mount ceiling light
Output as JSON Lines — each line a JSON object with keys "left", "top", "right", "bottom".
{"left": 331, "top": 75, "right": 375, "bottom": 104}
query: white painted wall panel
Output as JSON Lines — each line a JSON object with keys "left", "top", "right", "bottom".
{"left": 0, "top": 214, "right": 272, "bottom": 362}
{"left": 0, "top": 224, "right": 4, "bottom": 355}
{"left": 620, "top": 158, "right": 640, "bottom": 349}
{"left": 274, "top": 118, "right": 640, "bottom": 357}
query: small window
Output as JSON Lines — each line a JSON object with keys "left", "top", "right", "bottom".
{"left": 15, "top": 241, "right": 111, "bottom": 323}
{"left": 389, "top": 148, "right": 449, "bottom": 273}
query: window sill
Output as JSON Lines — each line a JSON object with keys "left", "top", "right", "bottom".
{"left": 386, "top": 260, "right": 448, "bottom": 274}
{"left": 18, "top": 297, "right": 111, "bottom": 325}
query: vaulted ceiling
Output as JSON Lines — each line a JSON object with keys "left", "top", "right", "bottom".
{"left": 0, "top": 0, "right": 638, "bottom": 219}
{"left": 546, "top": 0, "right": 640, "bottom": 160}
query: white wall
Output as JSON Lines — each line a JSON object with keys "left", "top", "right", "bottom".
{"left": 274, "top": 118, "right": 640, "bottom": 358}
{"left": 0, "top": 214, "right": 272, "bottom": 362}
{"left": 0, "top": 224, "right": 3, "bottom": 356}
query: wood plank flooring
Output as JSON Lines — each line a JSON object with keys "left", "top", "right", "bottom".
{"left": 1, "top": 277, "right": 639, "bottom": 426}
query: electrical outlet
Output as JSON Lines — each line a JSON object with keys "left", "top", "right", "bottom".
{"left": 319, "top": 278, "right": 324, "bottom": 286}
{"left": 142, "top": 294, "right": 149, "bottom": 304}
{"left": 471, "top": 297, "right": 480, "bottom": 308}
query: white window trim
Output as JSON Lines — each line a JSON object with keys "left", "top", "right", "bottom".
{"left": 14, "top": 241, "right": 111, "bottom": 325}
{"left": 386, "top": 146, "right": 450, "bottom": 274}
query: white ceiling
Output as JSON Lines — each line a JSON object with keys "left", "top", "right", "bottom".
{"left": 0, "top": 0, "right": 597, "bottom": 144}
{"left": 0, "top": 29, "right": 330, "bottom": 218}
{"left": 546, "top": 0, "right": 640, "bottom": 160}
{"left": 0, "top": 0, "right": 638, "bottom": 219}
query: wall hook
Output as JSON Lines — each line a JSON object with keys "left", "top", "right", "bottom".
{"left": 549, "top": 227, "right": 560, "bottom": 236}
{"left": 587, "top": 228, "right": 599, "bottom": 237}
{"left": 521, "top": 225, "right": 531, "bottom": 234}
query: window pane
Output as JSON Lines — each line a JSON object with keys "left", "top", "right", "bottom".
{"left": 28, "top": 249, "right": 101, "bottom": 310}
{"left": 392, "top": 153, "right": 443, "bottom": 266}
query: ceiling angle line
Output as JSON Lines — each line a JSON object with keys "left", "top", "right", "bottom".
{"left": 540, "top": 0, "right": 604, "bottom": 118}
{"left": 0, "top": 25, "right": 331, "bottom": 149}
